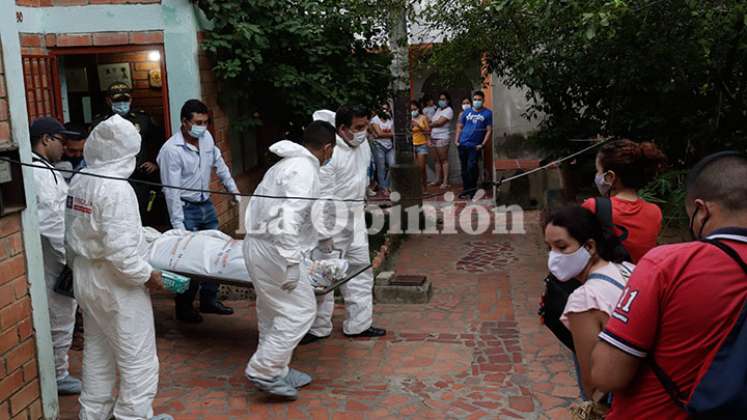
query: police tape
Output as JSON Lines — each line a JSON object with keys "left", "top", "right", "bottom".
{"left": 0, "top": 138, "right": 609, "bottom": 204}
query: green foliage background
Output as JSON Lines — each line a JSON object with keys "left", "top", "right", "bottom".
{"left": 196, "top": 0, "right": 394, "bottom": 136}
{"left": 423, "top": 0, "right": 747, "bottom": 165}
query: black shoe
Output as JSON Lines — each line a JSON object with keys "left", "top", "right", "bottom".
{"left": 200, "top": 301, "right": 234, "bottom": 315}
{"left": 344, "top": 326, "right": 387, "bottom": 338}
{"left": 175, "top": 307, "right": 203, "bottom": 324}
{"left": 299, "top": 333, "right": 330, "bottom": 346}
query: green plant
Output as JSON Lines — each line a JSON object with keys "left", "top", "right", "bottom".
{"left": 639, "top": 169, "right": 689, "bottom": 228}
{"left": 196, "top": 0, "right": 394, "bottom": 134}
{"left": 423, "top": 0, "right": 747, "bottom": 163}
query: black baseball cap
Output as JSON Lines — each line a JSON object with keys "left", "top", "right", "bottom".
{"left": 107, "top": 82, "right": 132, "bottom": 101}
{"left": 30, "top": 117, "right": 79, "bottom": 139}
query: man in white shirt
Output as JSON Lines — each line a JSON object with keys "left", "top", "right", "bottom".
{"left": 157, "top": 99, "right": 241, "bottom": 323}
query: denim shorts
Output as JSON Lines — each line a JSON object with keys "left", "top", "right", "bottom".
{"left": 414, "top": 144, "right": 429, "bottom": 155}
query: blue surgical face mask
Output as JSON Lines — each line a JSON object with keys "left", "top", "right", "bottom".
{"left": 111, "top": 101, "right": 130, "bottom": 116}
{"left": 411, "top": 110, "right": 419, "bottom": 118}
{"left": 473, "top": 100, "right": 483, "bottom": 109}
{"left": 438, "top": 99, "right": 448, "bottom": 108}
{"left": 189, "top": 124, "right": 207, "bottom": 139}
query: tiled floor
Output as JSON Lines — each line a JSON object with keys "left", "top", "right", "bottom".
{"left": 59, "top": 210, "right": 577, "bottom": 419}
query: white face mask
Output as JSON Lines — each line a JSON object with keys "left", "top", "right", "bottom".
{"left": 189, "top": 124, "right": 207, "bottom": 139}
{"left": 547, "top": 245, "right": 592, "bottom": 282}
{"left": 595, "top": 172, "right": 612, "bottom": 196}
{"left": 462, "top": 104, "right": 471, "bottom": 111}
{"left": 347, "top": 129, "right": 367, "bottom": 147}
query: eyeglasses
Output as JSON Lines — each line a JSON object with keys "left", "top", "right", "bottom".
{"left": 48, "top": 135, "right": 65, "bottom": 143}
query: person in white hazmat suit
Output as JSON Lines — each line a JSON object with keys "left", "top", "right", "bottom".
{"left": 28, "top": 117, "right": 81, "bottom": 394}
{"left": 243, "top": 120, "right": 336, "bottom": 400}
{"left": 302, "top": 105, "right": 387, "bottom": 344}
{"left": 65, "top": 115, "right": 172, "bottom": 420}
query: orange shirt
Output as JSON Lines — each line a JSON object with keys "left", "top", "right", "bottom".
{"left": 411, "top": 116, "right": 430, "bottom": 146}
{"left": 582, "top": 196, "right": 662, "bottom": 263}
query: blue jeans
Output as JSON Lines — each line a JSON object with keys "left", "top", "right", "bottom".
{"left": 373, "top": 141, "right": 395, "bottom": 189}
{"left": 458, "top": 145, "right": 480, "bottom": 197}
{"left": 177, "top": 200, "right": 219, "bottom": 306}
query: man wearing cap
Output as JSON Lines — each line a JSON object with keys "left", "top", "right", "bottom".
{"left": 91, "top": 82, "right": 167, "bottom": 228}
{"left": 29, "top": 117, "right": 81, "bottom": 395}
{"left": 55, "top": 122, "right": 88, "bottom": 183}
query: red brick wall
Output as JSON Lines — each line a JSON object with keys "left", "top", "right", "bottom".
{"left": 97, "top": 50, "right": 164, "bottom": 124}
{"left": 0, "top": 41, "right": 44, "bottom": 419}
{"left": 0, "top": 43, "right": 10, "bottom": 148}
{"left": 16, "top": 0, "right": 160, "bottom": 6}
{"left": 197, "top": 35, "right": 238, "bottom": 232}
{"left": 19, "top": 31, "right": 165, "bottom": 125}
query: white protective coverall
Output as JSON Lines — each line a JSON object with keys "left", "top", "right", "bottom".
{"left": 243, "top": 140, "right": 321, "bottom": 381}
{"left": 30, "top": 152, "right": 77, "bottom": 381}
{"left": 309, "top": 110, "right": 374, "bottom": 336}
{"left": 66, "top": 115, "right": 159, "bottom": 420}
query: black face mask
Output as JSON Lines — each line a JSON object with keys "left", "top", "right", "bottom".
{"left": 689, "top": 206, "right": 709, "bottom": 240}
{"left": 64, "top": 155, "right": 84, "bottom": 168}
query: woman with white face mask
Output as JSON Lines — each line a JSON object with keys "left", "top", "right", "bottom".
{"left": 544, "top": 206, "right": 635, "bottom": 403}
{"left": 583, "top": 139, "right": 667, "bottom": 262}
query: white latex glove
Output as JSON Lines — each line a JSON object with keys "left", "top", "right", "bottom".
{"left": 282, "top": 264, "right": 300, "bottom": 292}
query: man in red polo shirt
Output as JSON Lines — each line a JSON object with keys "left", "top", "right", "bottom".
{"left": 590, "top": 152, "right": 747, "bottom": 419}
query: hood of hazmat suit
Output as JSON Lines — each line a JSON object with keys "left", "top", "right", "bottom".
{"left": 244, "top": 140, "right": 321, "bottom": 266}
{"left": 312, "top": 109, "right": 336, "bottom": 127}
{"left": 31, "top": 152, "right": 77, "bottom": 381}
{"left": 65, "top": 114, "right": 160, "bottom": 420}
{"left": 242, "top": 139, "right": 322, "bottom": 381}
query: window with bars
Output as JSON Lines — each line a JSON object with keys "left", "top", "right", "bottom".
{"left": 22, "top": 55, "right": 62, "bottom": 122}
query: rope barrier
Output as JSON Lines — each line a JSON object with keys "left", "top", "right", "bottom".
{"left": 1, "top": 137, "right": 609, "bottom": 204}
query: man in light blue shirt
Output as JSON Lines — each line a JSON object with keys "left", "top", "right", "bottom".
{"left": 157, "top": 99, "right": 241, "bottom": 323}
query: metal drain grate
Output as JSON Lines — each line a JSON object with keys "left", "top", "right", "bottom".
{"left": 390, "top": 274, "right": 426, "bottom": 286}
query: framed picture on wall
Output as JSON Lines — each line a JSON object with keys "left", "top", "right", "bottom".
{"left": 97, "top": 63, "right": 132, "bottom": 91}
{"left": 149, "top": 69, "right": 162, "bottom": 88}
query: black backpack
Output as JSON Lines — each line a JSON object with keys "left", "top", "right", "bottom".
{"left": 538, "top": 197, "right": 632, "bottom": 351}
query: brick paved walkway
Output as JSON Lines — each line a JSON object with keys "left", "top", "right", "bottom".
{"left": 59, "top": 210, "right": 577, "bottom": 419}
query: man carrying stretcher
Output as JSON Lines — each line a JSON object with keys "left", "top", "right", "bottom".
{"left": 241, "top": 119, "right": 337, "bottom": 399}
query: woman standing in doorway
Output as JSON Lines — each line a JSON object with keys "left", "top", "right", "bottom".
{"left": 429, "top": 92, "right": 454, "bottom": 189}
{"left": 411, "top": 100, "right": 431, "bottom": 189}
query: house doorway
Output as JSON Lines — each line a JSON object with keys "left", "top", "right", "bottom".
{"left": 47, "top": 45, "right": 170, "bottom": 138}
{"left": 46, "top": 45, "right": 172, "bottom": 230}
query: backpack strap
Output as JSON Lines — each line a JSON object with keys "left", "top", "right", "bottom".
{"left": 32, "top": 155, "right": 59, "bottom": 185}
{"left": 649, "top": 238, "right": 747, "bottom": 410}
{"left": 594, "top": 196, "right": 630, "bottom": 242}
{"left": 702, "top": 239, "right": 747, "bottom": 276}
{"left": 587, "top": 272, "right": 625, "bottom": 290}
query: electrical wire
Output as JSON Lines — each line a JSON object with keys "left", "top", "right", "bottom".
{"left": 1, "top": 137, "right": 608, "bottom": 204}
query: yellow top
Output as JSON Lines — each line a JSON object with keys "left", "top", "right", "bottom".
{"left": 411, "top": 115, "right": 430, "bottom": 146}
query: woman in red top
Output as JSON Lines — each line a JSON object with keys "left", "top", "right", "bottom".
{"left": 582, "top": 140, "right": 667, "bottom": 262}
